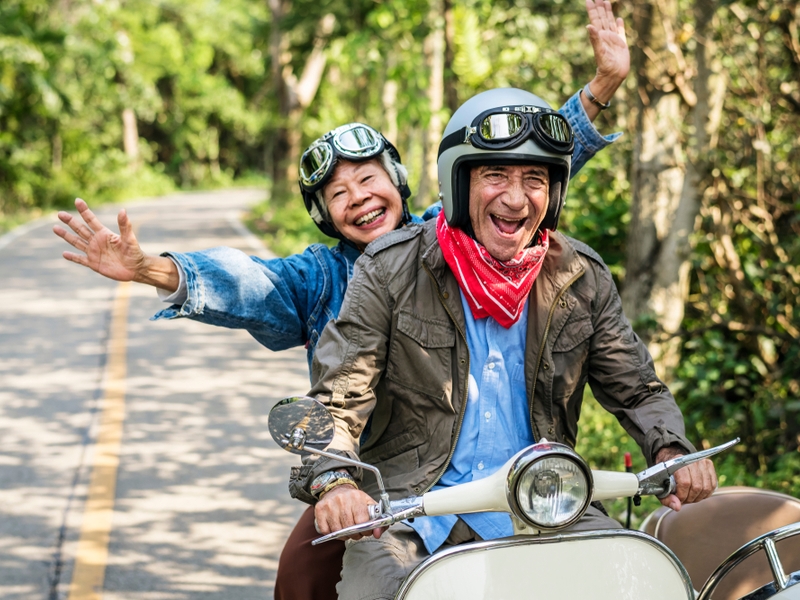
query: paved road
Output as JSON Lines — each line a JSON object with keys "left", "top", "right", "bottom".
{"left": 0, "top": 190, "right": 309, "bottom": 599}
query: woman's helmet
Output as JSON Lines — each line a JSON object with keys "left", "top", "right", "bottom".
{"left": 437, "top": 88, "right": 574, "bottom": 232}
{"left": 298, "top": 123, "right": 412, "bottom": 241}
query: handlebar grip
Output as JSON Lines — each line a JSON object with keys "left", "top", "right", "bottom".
{"left": 654, "top": 475, "right": 677, "bottom": 499}
{"left": 368, "top": 504, "right": 382, "bottom": 520}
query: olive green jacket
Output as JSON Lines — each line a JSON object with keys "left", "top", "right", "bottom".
{"left": 289, "top": 219, "right": 694, "bottom": 504}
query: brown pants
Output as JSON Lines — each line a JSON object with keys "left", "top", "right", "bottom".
{"left": 274, "top": 506, "right": 345, "bottom": 600}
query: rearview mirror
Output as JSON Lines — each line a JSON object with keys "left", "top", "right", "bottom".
{"left": 268, "top": 396, "right": 335, "bottom": 456}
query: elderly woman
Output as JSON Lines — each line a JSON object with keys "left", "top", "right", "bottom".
{"left": 53, "top": 3, "right": 629, "bottom": 598}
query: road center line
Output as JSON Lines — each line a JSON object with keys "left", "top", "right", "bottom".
{"left": 67, "top": 281, "right": 131, "bottom": 600}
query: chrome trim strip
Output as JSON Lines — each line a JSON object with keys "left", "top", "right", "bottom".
{"left": 697, "top": 522, "right": 800, "bottom": 600}
{"left": 395, "top": 529, "right": 695, "bottom": 599}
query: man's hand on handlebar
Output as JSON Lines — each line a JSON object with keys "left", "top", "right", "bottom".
{"left": 314, "top": 485, "right": 385, "bottom": 540}
{"left": 655, "top": 445, "right": 718, "bottom": 511}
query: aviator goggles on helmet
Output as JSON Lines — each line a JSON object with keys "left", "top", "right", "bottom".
{"left": 438, "top": 105, "right": 574, "bottom": 158}
{"left": 299, "top": 123, "right": 386, "bottom": 193}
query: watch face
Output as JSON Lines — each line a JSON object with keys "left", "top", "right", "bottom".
{"left": 311, "top": 470, "right": 344, "bottom": 496}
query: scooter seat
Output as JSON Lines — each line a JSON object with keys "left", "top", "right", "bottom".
{"left": 641, "top": 486, "right": 800, "bottom": 600}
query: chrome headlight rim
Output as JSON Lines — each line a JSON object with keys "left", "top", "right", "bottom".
{"left": 506, "top": 442, "right": 593, "bottom": 531}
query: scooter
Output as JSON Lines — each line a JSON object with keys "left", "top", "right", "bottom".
{"left": 268, "top": 396, "right": 800, "bottom": 599}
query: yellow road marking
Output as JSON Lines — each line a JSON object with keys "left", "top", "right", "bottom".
{"left": 68, "top": 281, "right": 131, "bottom": 600}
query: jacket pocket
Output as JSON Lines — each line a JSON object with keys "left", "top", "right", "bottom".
{"left": 396, "top": 311, "right": 455, "bottom": 348}
{"left": 386, "top": 311, "right": 455, "bottom": 398}
{"left": 551, "top": 314, "right": 593, "bottom": 404}
{"left": 552, "top": 314, "right": 594, "bottom": 353}
{"left": 361, "top": 431, "right": 419, "bottom": 463}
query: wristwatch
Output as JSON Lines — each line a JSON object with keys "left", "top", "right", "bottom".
{"left": 310, "top": 469, "right": 356, "bottom": 499}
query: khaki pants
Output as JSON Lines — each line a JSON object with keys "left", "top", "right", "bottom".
{"left": 336, "top": 506, "right": 620, "bottom": 600}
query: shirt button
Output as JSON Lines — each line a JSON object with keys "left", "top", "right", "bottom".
{"left": 488, "top": 362, "right": 495, "bottom": 370}
{"left": 484, "top": 411, "right": 491, "bottom": 420}
{"left": 477, "top": 462, "right": 485, "bottom": 470}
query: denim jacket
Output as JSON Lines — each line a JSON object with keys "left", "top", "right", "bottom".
{"left": 152, "top": 90, "right": 621, "bottom": 374}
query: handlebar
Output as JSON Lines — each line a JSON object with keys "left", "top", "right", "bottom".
{"left": 636, "top": 438, "right": 739, "bottom": 498}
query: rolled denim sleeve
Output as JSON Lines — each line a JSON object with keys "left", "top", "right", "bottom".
{"left": 151, "top": 246, "right": 326, "bottom": 352}
{"left": 559, "top": 90, "right": 622, "bottom": 175}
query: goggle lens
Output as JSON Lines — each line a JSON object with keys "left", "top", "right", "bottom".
{"left": 479, "top": 113, "right": 525, "bottom": 141}
{"left": 300, "top": 144, "right": 333, "bottom": 186}
{"left": 538, "top": 113, "right": 572, "bottom": 144}
{"left": 334, "top": 126, "right": 382, "bottom": 155}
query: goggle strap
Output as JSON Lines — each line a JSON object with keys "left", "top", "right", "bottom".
{"left": 438, "top": 127, "right": 470, "bottom": 159}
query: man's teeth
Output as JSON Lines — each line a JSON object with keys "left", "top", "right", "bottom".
{"left": 355, "top": 208, "right": 385, "bottom": 226}
{"left": 492, "top": 215, "right": 523, "bottom": 233}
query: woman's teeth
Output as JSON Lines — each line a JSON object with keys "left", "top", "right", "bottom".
{"left": 355, "top": 208, "right": 386, "bottom": 226}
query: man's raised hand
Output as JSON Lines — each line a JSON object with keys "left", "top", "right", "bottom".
{"left": 586, "top": 0, "right": 630, "bottom": 87}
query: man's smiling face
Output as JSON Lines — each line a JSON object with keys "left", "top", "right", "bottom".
{"left": 468, "top": 164, "right": 550, "bottom": 261}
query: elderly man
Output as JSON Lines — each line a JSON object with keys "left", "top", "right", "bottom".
{"left": 290, "top": 88, "right": 718, "bottom": 600}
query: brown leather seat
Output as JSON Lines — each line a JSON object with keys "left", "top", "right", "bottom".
{"left": 641, "top": 486, "right": 800, "bottom": 599}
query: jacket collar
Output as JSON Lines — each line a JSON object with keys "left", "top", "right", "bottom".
{"left": 421, "top": 221, "right": 467, "bottom": 331}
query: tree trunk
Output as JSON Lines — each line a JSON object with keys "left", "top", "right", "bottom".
{"left": 624, "top": 0, "right": 689, "bottom": 377}
{"left": 122, "top": 107, "right": 139, "bottom": 165}
{"left": 416, "top": 0, "right": 445, "bottom": 208}
{"left": 382, "top": 75, "right": 399, "bottom": 147}
{"left": 624, "top": 0, "right": 724, "bottom": 379}
{"left": 443, "top": 0, "right": 458, "bottom": 114}
{"left": 266, "top": 4, "right": 335, "bottom": 205}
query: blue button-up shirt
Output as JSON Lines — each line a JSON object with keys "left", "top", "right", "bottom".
{"left": 409, "top": 294, "right": 535, "bottom": 553}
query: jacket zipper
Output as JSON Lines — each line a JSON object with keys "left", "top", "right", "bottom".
{"left": 529, "top": 268, "right": 585, "bottom": 440}
{"left": 422, "top": 263, "right": 470, "bottom": 495}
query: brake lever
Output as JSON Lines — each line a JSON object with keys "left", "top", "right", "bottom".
{"left": 636, "top": 438, "right": 739, "bottom": 499}
{"left": 311, "top": 505, "right": 424, "bottom": 545}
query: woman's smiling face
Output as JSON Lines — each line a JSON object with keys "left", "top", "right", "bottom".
{"left": 322, "top": 159, "right": 404, "bottom": 249}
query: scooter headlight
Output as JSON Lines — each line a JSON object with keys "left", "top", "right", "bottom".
{"left": 507, "top": 442, "right": 592, "bottom": 531}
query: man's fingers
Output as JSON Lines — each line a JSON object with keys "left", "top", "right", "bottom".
{"left": 616, "top": 16, "right": 627, "bottom": 41}
{"left": 674, "top": 460, "right": 717, "bottom": 505}
{"left": 698, "top": 459, "right": 718, "bottom": 501}
{"left": 659, "top": 494, "right": 682, "bottom": 512}
{"left": 673, "top": 466, "right": 699, "bottom": 504}
{"left": 586, "top": 24, "right": 600, "bottom": 47}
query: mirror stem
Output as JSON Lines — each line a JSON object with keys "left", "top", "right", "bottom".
{"left": 310, "top": 447, "right": 392, "bottom": 514}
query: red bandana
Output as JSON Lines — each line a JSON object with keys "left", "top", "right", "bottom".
{"left": 436, "top": 211, "right": 549, "bottom": 328}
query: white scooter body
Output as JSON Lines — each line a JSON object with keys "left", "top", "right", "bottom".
{"left": 393, "top": 451, "right": 693, "bottom": 599}
{"left": 397, "top": 530, "right": 694, "bottom": 600}
{"left": 268, "top": 397, "right": 799, "bottom": 600}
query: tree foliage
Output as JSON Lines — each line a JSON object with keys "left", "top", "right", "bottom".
{"left": 1, "top": 0, "right": 797, "bottom": 496}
